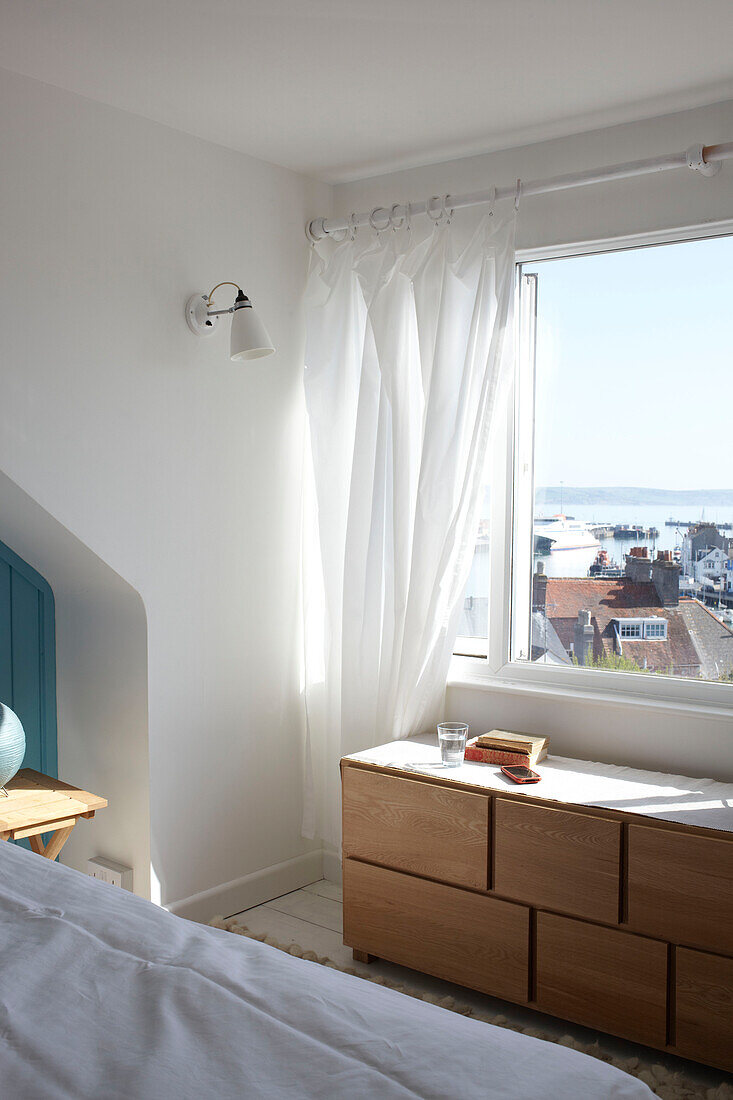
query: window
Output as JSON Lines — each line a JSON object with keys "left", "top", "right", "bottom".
{"left": 454, "top": 228, "right": 733, "bottom": 706}
{"left": 614, "top": 618, "right": 668, "bottom": 640}
{"left": 510, "top": 235, "right": 733, "bottom": 685}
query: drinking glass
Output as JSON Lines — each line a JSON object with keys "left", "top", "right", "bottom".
{"left": 437, "top": 722, "right": 469, "bottom": 767}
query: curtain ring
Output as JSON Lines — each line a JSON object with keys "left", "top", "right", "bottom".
{"left": 487, "top": 185, "right": 496, "bottom": 217}
{"left": 348, "top": 212, "right": 358, "bottom": 241}
{"left": 514, "top": 178, "right": 522, "bottom": 212}
{"left": 426, "top": 195, "right": 445, "bottom": 223}
{"left": 389, "top": 203, "right": 406, "bottom": 231}
{"left": 305, "top": 219, "right": 321, "bottom": 246}
{"left": 369, "top": 206, "right": 391, "bottom": 233}
{"left": 443, "top": 194, "right": 454, "bottom": 223}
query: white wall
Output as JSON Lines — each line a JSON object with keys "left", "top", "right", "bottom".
{"left": 333, "top": 99, "right": 733, "bottom": 779}
{"left": 0, "top": 66, "right": 331, "bottom": 909}
{"left": 0, "top": 471, "right": 150, "bottom": 892}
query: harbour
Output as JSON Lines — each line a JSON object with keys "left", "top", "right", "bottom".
{"left": 531, "top": 505, "right": 733, "bottom": 609}
{"left": 665, "top": 519, "right": 733, "bottom": 529}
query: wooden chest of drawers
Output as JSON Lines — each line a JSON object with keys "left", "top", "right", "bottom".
{"left": 341, "top": 757, "right": 733, "bottom": 1073}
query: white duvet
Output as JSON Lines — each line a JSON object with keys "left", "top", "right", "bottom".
{"left": 0, "top": 842, "right": 652, "bottom": 1099}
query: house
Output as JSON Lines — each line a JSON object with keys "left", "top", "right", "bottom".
{"left": 693, "top": 546, "right": 729, "bottom": 584}
{"left": 681, "top": 522, "right": 733, "bottom": 578}
{"left": 532, "top": 548, "right": 733, "bottom": 679}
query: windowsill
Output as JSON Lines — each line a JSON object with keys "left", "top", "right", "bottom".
{"left": 448, "top": 654, "right": 733, "bottom": 722}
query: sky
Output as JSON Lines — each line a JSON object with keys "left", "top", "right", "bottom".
{"left": 531, "top": 234, "right": 732, "bottom": 490}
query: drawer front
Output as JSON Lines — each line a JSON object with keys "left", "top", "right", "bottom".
{"left": 342, "top": 766, "right": 489, "bottom": 890}
{"left": 536, "top": 912, "right": 668, "bottom": 1048}
{"left": 676, "top": 947, "right": 733, "bottom": 1073}
{"left": 493, "top": 799, "right": 621, "bottom": 923}
{"left": 344, "top": 858, "right": 529, "bottom": 1002}
{"left": 627, "top": 825, "right": 733, "bottom": 954}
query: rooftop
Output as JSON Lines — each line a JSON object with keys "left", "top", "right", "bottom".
{"left": 542, "top": 578, "right": 731, "bottom": 677}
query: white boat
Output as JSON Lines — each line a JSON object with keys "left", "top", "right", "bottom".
{"left": 534, "top": 514, "right": 601, "bottom": 553}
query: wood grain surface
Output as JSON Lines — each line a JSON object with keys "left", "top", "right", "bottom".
{"left": 342, "top": 765, "right": 489, "bottom": 889}
{"left": 627, "top": 824, "right": 733, "bottom": 955}
{"left": 0, "top": 769, "right": 107, "bottom": 836}
{"left": 493, "top": 798, "right": 621, "bottom": 923}
{"left": 343, "top": 858, "right": 529, "bottom": 1002}
{"left": 675, "top": 947, "right": 733, "bottom": 1073}
{"left": 536, "top": 912, "right": 668, "bottom": 1048}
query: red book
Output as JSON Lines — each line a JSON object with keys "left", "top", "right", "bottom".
{"left": 463, "top": 738, "right": 546, "bottom": 767}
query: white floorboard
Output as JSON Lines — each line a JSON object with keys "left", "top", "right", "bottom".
{"left": 303, "top": 879, "right": 343, "bottom": 903}
{"left": 266, "top": 888, "right": 343, "bottom": 933}
{"left": 230, "top": 880, "right": 729, "bottom": 1090}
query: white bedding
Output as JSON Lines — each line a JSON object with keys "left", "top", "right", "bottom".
{"left": 0, "top": 842, "right": 652, "bottom": 1099}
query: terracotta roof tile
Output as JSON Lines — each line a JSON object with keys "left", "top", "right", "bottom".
{"left": 542, "top": 578, "right": 700, "bottom": 676}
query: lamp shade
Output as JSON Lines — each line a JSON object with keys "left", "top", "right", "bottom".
{"left": 0, "top": 702, "right": 26, "bottom": 790}
{"left": 230, "top": 304, "right": 275, "bottom": 361}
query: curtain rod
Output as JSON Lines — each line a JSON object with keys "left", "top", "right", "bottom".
{"left": 306, "top": 141, "right": 733, "bottom": 241}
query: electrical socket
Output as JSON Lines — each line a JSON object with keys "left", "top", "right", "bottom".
{"left": 87, "top": 856, "right": 133, "bottom": 892}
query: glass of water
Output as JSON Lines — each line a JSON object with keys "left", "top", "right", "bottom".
{"left": 437, "top": 723, "right": 469, "bottom": 767}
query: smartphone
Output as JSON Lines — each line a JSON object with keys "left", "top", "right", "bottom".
{"left": 501, "top": 765, "right": 541, "bottom": 784}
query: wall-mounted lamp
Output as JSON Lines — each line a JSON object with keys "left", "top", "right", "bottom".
{"left": 185, "top": 282, "right": 275, "bottom": 361}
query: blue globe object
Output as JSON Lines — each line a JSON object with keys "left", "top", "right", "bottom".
{"left": 0, "top": 702, "right": 26, "bottom": 791}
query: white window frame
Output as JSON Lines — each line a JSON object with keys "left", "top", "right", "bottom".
{"left": 450, "top": 219, "right": 733, "bottom": 717}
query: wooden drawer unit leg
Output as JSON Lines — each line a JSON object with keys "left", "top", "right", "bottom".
{"left": 343, "top": 858, "right": 529, "bottom": 1003}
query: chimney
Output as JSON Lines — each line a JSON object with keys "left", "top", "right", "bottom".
{"left": 533, "top": 561, "right": 547, "bottom": 612}
{"left": 625, "top": 545, "right": 651, "bottom": 583}
{"left": 651, "top": 550, "right": 680, "bottom": 607}
{"left": 573, "top": 609, "right": 594, "bottom": 665}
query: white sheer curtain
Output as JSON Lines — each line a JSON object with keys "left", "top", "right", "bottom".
{"left": 301, "top": 210, "right": 516, "bottom": 846}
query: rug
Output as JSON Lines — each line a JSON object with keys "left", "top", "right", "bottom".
{"left": 209, "top": 915, "right": 732, "bottom": 1100}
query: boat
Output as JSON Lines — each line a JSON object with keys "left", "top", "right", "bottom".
{"left": 534, "top": 515, "right": 601, "bottom": 553}
{"left": 588, "top": 549, "right": 624, "bottom": 578}
{"left": 613, "top": 524, "right": 646, "bottom": 540}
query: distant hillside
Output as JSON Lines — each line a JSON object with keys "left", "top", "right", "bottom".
{"left": 538, "top": 487, "right": 733, "bottom": 507}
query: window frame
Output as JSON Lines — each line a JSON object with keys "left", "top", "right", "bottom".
{"left": 450, "top": 218, "right": 733, "bottom": 716}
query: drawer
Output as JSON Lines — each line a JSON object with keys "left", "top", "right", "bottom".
{"left": 676, "top": 947, "right": 733, "bottom": 1073}
{"left": 627, "top": 825, "right": 733, "bottom": 954}
{"left": 536, "top": 912, "right": 668, "bottom": 1048}
{"left": 343, "top": 858, "right": 529, "bottom": 1002}
{"left": 493, "top": 799, "right": 621, "bottom": 923}
{"left": 342, "top": 766, "right": 489, "bottom": 890}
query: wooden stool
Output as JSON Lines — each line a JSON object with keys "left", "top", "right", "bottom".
{"left": 0, "top": 769, "right": 107, "bottom": 859}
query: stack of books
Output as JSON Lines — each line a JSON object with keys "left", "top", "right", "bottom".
{"left": 464, "top": 729, "right": 549, "bottom": 767}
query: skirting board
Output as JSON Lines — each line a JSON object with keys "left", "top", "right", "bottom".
{"left": 323, "top": 844, "right": 342, "bottom": 885}
{"left": 167, "top": 850, "right": 324, "bottom": 924}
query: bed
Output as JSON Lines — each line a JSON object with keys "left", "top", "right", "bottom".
{"left": 0, "top": 841, "right": 652, "bottom": 1099}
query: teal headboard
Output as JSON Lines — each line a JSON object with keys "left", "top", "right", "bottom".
{"left": 0, "top": 538, "right": 57, "bottom": 779}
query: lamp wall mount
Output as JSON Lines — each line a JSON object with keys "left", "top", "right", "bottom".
{"left": 185, "top": 282, "right": 275, "bottom": 361}
{"left": 186, "top": 293, "right": 220, "bottom": 337}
